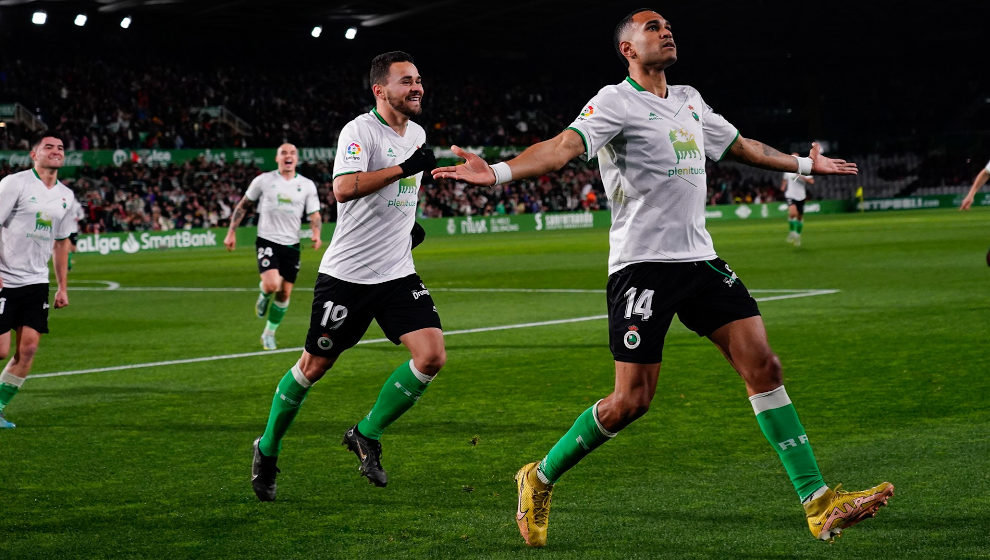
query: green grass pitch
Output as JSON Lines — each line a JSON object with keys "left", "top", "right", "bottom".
{"left": 1, "top": 208, "right": 987, "bottom": 559}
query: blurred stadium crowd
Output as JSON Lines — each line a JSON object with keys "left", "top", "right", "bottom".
{"left": 0, "top": 58, "right": 984, "bottom": 232}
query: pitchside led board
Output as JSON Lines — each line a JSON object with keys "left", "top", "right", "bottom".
{"left": 70, "top": 194, "right": 990, "bottom": 257}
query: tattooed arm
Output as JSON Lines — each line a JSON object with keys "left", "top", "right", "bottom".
{"left": 727, "top": 137, "right": 857, "bottom": 175}
{"left": 331, "top": 167, "right": 405, "bottom": 203}
{"left": 223, "top": 196, "right": 255, "bottom": 251}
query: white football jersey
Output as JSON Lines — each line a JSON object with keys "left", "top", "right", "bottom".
{"left": 984, "top": 158, "right": 990, "bottom": 173}
{"left": 782, "top": 172, "right": 811, "bottom": 201}
{"left": 321, "top": 109, "right": 426, "bottom": 284}
{"left": 244, "top": 171, "right": 320, "bottom": 246}
{"left": 0, "top": 169, "right": 77, "bottom": 287}
{"left": 566, "top": 78, "right": 739, "bottom": 274}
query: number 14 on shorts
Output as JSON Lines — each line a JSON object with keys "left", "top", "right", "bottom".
{"left": 623, "top": 288, "right": 654, "bottom": 320}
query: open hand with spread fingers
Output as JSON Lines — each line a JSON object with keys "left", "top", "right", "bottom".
{"left": 810, "top": 141, "right": 857, "bottom": 175}
{"left": 431, "top": 145, "right": 496, "bottom": 186}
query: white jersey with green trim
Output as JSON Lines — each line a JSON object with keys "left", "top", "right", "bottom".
{"left": 244, "top": 170, "right": 320, "bottom": 246}
{"left": 0, "top": 169, "right": 77, "bottom": 287}
{"left": 322, "top": 109, "right": 426, "bottom": 284}
{"left": 566, "top": 77, "right": 739, "bottom": 274}
{"left": 783, "top": 172, "right": 811, "bottom": 201}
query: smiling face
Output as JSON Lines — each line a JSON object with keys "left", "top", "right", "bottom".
{"left": 377, "top": 61, "right": 424, "bottom": 118}
{"left": 618, "top": 10, "right": 677, "bottom": 70}
{"left": 31, "top": 136, "right": 65, "bottom": 170}
{"left": 275, "top": 143, "right": 298, "bottom": 174}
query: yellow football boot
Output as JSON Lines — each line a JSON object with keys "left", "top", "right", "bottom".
{"left": 804, "top": 482, "right": 895, "bottom": 541}
{"left": 514, "top": 462, "right": 554, "bottom": 547}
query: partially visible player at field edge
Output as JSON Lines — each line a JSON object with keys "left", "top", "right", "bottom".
{"left": 958, "top": 157, "right": 990, "bottom": 211}
{"left": 250, "top": 51, "right": 443, "bottom": 501}
{"left": 781, "top": 152, "right": 815, "bottom": 246}
{"left": 224, "top": 143, "right": 322, "bottom": 351}
{"left": 433, "top": 8, "right": 893, "bottom": 547}
{"left": 0, "top": 132, "right": 77, "bottom": 429}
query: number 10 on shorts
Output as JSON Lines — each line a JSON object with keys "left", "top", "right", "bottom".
{"left": 623, "top": 288, "right": 654, "bottom": 320}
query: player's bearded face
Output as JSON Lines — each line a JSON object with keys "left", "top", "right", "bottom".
{"left": 385, "top": 86, "right": 423, "bottom": 117}
{"left": 383, "top": 62, "right": 424, "bottom": 117}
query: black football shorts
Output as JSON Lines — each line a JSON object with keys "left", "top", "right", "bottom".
{"left": 305, "top": 273, "right": 442, "bottom": 359}
{"left": 606, "top": 258, "right": 760, "bottom": 363}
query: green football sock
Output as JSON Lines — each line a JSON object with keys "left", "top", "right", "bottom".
{"left": 750, "top": 386, "right": 825, "bottom": 501}
{"left": 788, "top": 220, "right": 797, "bottom": 232}
{"left": 537, "top": 400, "right": 615, "bottom": 484}
{"left": 258, "top": 365, "right": 312, "bottom": 457}
{"left": 0, "top": 370, "right": 25, "bottom": 412}
{"left": 357, "top": 360, "right": 433, "bottom": 440}
{"left": 795, "top": 221, "right": 804, "bottom": 234}
{"left": 266, "top": 299, "right": 289, "bottom": 332}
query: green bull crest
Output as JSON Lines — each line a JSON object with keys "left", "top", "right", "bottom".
{"left": 397, "top": 176, "right": 418, "bottom": 194}
{"left": 35, "top": 212, "right": 53, "bottom": 231}
{"left": 669, "top": 128, "right": 701, "bottom": 163}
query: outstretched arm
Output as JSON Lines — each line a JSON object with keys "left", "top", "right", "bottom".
{"left": 960, "top": 168, "right": 989, "bottom": 211}
{"left": 223, "top": 197, "right": 254, "bottom": 251}
{"left": 431, "top": 129, "right": 586, "bottom": 186}
{"left": 728, "top": 138, "right": 857, "bottom": 175}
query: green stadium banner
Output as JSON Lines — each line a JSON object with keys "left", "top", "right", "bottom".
{"left": 857, "top": 193, "right": 990, "bottom": 211}
{"left": 73, "top": 229, "right": 224, "bottom": 255}
{"left": 703, "top": 199, "right": 852, "bottom": 220}
{"left": 0, "top": 145, "right": 515, "bottom": 169}
{"left": 420, "top": 211, "right": 609, "bottom": 237}
{"left": 70, "top": 200, "right": 864, "bottom": 257}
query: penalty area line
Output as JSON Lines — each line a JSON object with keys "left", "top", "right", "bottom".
{"left": 33, "top": 289, "right": 839, "bottom": 379}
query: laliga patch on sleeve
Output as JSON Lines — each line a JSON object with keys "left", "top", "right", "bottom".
{"left": 344, "top": 142, "right": 362, "bottom": 163}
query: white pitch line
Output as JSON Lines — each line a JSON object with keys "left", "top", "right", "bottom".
{"left": 32, "top": 289, "right": 839, "bottom": 379}
{"left": 31, "top": 314, "right": 607, "bottom": 379}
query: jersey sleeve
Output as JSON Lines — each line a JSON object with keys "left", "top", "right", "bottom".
{"left": 304, "top": 179, "right": 321, "bottom": 215}
{"left": 244, "top": 174, "right": 265, "bottom": 201}
{"left": 55, "top": 191, "right": 78, "bottom": 239}
{"left": 0, "top": 175, "right": 20, "bottom": 227}
{"left": 565, "top": 88, "right": 626, "bottom": 159}
{"left": 333, "top": 121, "right": 372, "bottom": 178}
{"left": 698, "top": 92, "right": 739, "bottom": 162}
{"left": 985, "top": 159, "right": 990, "bottom": 173}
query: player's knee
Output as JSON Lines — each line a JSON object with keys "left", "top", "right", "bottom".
{"left": 298, "top": 353, "right": 334, "bottom": 383}
{"left": 15, "top": 342, "right": 39, "bottom": 364}
{"left": 751, "top": 352, "right": 782, "bottom": 388}
{"left": 616, "top": 392, "right": 652, "bottom": 422}
{"left": 261, "top": 278, "right": 281, "bottom": 294}
{"left": 414, "top": 350, "right": 446, "bottom": 377}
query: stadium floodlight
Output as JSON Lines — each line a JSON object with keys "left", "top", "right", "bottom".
{"left": 120, "top": 16, "right": 132, "bottom": 29}
{"left": 31, "top": 11, "right": 47, "bottom": 25}
{"left": 74, "top": 14, "right": 88, "bottom": 27}
{"left": 345, "top": 26, "right": 357, "bottom": 40}
{"left": 311, "top": 26, "right": 322, "bottom": 38}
